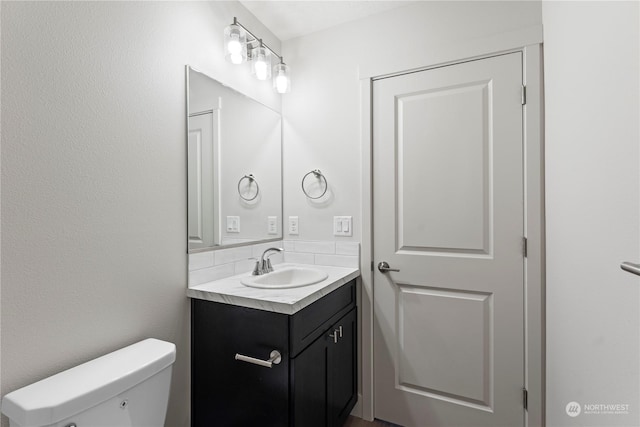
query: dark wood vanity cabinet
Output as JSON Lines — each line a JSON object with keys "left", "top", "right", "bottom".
{"left": 291, "top": 308, "right": 357, "bottom": 427}
{"left": 191, "top": 279, "right": 357, "bottom": 427}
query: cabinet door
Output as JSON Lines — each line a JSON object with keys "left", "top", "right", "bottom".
{"left": 192, "top": 299, "right": 290, "bottom": 427}
{"left": 291, "top": 333, "right": 328, "bottom": 427}
{"left": 328, "top": 308, "right": 358, "bottom": 427}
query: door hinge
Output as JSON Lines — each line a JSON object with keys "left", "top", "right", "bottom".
{"left": 371, "top": 261, "right": 374, "bottom": 271}
{"left": 521, "top": 86, "right": 527, "bottom": 105}
{"left": 522, "top": 387, "right": 528, "bottom": 411}
{"left": 522, "top": 237, "right": 528, "bottom": 258}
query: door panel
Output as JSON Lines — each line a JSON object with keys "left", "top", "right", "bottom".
{"left": 396, "top": 286, "right": 492, "bottom": 407}
{"left": 191, "top": 299, "right": 289, "bottom": 427}
{"left": 397, "top": 80, "right": 491, "bottom": 254}
{"left": 291, "top": 333, "right": 327, "bottom": 427}
{"left": 328, "top": 308, "right": 358, "bottom": 427}
{"left": 188, "top": 110, "right": 219, "bottom": 249}
{"left": 187, "top": 124, "right": 204, "bottom": 243}
{"left": 373, "top": 53, "right": 524, "bottom": 427}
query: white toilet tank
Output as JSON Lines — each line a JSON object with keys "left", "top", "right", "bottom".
{"left": 1, "top": 338, "right": 176, "bottom": 427}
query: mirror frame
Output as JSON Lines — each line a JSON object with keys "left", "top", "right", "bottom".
{"left": 186, "top": 65, "right": 284, "bottom": 254}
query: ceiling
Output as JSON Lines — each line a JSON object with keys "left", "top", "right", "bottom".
{"left": 239, "top": 1, "right": 417, "bottom": 41}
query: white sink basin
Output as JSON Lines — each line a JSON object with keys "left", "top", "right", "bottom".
{"left": 241, "top": 267, "right": 329, "bottom": 289}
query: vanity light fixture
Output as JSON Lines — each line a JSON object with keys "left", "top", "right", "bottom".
{"left": 223, "top": 17, "right": 291, "bottom": 94}
{"left": 223, "top": 21, "right": 247, "bottom": 65}
{"left": 251, "top": 41, "right": 271, "bottom": 81}
{"left": 273, "top": 62, "right": 291, "bottom": 94}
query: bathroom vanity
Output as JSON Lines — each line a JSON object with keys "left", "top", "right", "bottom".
{"left": 186, "top": 66, "right": 358, "bottom": 426}
{"left": 189, "top": 266, "right": 359, "bottom": 427}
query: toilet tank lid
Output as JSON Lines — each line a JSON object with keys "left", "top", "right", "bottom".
{"left": 1, "top": 338, "right": 176, "bottom": 426}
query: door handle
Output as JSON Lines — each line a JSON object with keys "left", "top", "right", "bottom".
{"left": 621, "top": 262, "right": 640, "bottom": 277}
{"left": 235, "top": 350, "right": 282, "bottom": 368}
{"left": 378, "top": 261, "right": 400, "bottom": 273}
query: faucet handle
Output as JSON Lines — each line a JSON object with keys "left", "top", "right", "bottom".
{"left": 250, "top": 258, "right": 262, "bottom": 276}
{"left": 265, "top": 250, "right": 283, "bottom": 273}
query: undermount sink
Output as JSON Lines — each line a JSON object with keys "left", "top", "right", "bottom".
{"left": 241, "top": 266, "right": 329, "bottom": 289}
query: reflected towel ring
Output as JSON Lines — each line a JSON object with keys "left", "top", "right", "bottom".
{"left": 301, "top": 169, "right": 328, "bottom": 199}
{"left": 238, "top": 174, "right": 259, "bottom": 201}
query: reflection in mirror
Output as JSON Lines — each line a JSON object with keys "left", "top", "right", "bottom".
{"left": 187, "top": 66, "right": 282, "bottom": 252}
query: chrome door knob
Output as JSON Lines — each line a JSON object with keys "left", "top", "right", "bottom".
{"left": 378, "top": 261, "right": 400, "bottom": 273}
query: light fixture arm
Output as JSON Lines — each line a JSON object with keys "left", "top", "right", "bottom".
{"left": 232, "top": 17, "right": 284, "bottom": 64}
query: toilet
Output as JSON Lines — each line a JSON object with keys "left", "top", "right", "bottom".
{"left": 1, "top": 338, "right": 176, "bottom": 427}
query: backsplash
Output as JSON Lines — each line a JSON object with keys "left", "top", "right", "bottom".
{"left": 189, "top": 242, "right": 285, "bottom": 286}
{"left": 188, "top": 240, "right": 360, "bottom": 287}
{"left": 283, "top": 240, "right": 359, "bottom": 268}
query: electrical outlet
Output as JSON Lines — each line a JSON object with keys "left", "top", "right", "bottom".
{"left": 333, "top": 216, "right": 352, "bottom": 236}
{"left": 267, "top": 216, "right": 278, "bottom": 235}
{"left": 226, "top": 216, "right": 240, "bottom": 233}
{"left": 288, "top": 216, "right": 299, "bottom": 235}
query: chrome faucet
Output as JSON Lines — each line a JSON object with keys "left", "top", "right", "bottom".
{"left": 252, "top": 247, "right": 283, "bottom": 275}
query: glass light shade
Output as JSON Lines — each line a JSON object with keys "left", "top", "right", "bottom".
{"left": 224, "top": 24, "right": 247, "bottom": 64}
{"left": 273, "top": 63, "right": 291, "bottom": 94}
{"left": 250, "top": 46, "right": 271, "bottom": 81}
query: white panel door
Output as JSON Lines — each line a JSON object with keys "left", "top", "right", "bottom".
{"left": 373, "top": 53, "right": 525, "bottom": 427}
{"left": 188, "top": 111, "right": 219, "bottom": 248}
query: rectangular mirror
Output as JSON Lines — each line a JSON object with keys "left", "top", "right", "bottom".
{"left": 187, "top": 66, "right": 282, "bottom": 252}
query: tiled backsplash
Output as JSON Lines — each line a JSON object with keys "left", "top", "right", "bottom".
{"left": 283, "top": 240, "right": 360, "bottom": 268}
{"left": 188, "top": 240, "right": 360, "bottom": 287}
{"left": 189, "top": 242, "right": 285, "bottom": 287}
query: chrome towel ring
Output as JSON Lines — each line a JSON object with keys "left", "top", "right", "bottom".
{"left": 238, "top": 174, "right": 259, "bottom": 201}
{"left": 301, "top": 169, "right": 328, "bottom": 199}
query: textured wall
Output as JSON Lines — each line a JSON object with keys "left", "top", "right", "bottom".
{"left": 281, "top": 0, "right": 542, "bottom": 242}
{"left": 543, "top": 2, "right": 640, "bottom": 426}
{"left": 280, "top": 0, "right": 543, "bottom": 420}
{"left": 0, "top": 2, "right": 280, "bottom": 426}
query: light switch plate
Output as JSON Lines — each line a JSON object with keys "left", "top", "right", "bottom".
{"left": 333, "top": 216, "right": 352, "bottom": 236}
{"left": 267, "top": 216, "right": 278, "bottom": 235}
{"left": 226, "top": 216, "right": 240, "bottom": 233}
{"left": 288, "top": 216, "right": 299, "bottom": 235}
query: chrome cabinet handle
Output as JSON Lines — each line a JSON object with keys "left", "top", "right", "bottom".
{"left": 329, "top": 325, "right": 344, "bottom": 343}
{"left": 235, "top": 350, "right": 282, "bottom": 368}
{"left": 621, "top": 262, "right": 640, "bottom": 277}
{"left": 378, "top": 261, "right": 400, "bottom": 273}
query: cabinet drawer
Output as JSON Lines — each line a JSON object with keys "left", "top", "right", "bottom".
{"left": 290, "top": 280, "right": 356, "bottom": 357}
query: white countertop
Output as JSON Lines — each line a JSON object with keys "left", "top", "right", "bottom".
{"left": 187, "top": 263, "right": 360, "bottom": 315}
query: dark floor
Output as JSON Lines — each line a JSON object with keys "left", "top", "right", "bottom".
{"left": 344, "top": 416, "right": 400, "bottom": 426}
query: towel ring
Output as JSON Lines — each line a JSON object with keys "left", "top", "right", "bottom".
{"left": 301, "top": 169, "right": 328, "bottom": 199}
{"left": 238, "top": 174, "right": 259, "bottom": 201}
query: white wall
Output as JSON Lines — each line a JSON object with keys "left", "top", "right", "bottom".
{"left": 218, "top": 93, "right": 282, "bottom": 241}
{"left": 0, "top": 2, "right": 279, "bottom": 426}
{"left": 281, "top": 0, "right": 542, "bottom": 242}
{"left": 281, "top": 0, "right": 543, "bottom": 419}
{"left": 543, "top": 2, "right": 640, "bottom": 426}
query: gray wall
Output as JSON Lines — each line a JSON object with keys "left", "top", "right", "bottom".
{"left": 543, "top": 1, "right": 640, "bottom": 426}
{"left": 0, "top": 2, "right": 280, "bottom": 426}
{"left": 280, "top": 0, "right": 543, "bottom": 420}
{"left": 281, "top": 0, "right": 542, "bottom": 242}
